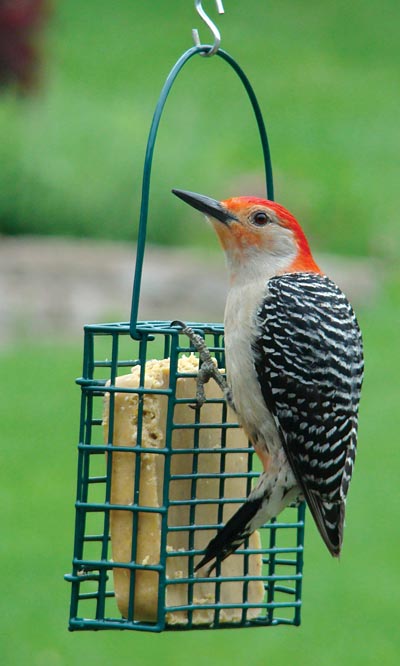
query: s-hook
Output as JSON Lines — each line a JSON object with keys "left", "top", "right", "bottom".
{"left": 192, "top": 0, "right": 225, "bottom": 56}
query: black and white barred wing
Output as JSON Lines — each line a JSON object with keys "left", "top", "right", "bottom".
{"left": 253, "top": 273, "right": 364, "bottom": 555}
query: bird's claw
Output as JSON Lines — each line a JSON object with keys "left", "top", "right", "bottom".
{"left": 171, "top": 320, "right": 228, "bottom": 409}
{"left": 190, "top": 358, "right": 216, "bottom": 409}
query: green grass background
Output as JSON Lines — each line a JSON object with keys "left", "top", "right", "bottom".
{"left": 1, "top": 0, "right": 399, "bottom": 258}
{"left": 2, "top": 297, "right": 399, "bottom": 665}
{"left": 2, "top": 0, "right": 400, "bottom": 664}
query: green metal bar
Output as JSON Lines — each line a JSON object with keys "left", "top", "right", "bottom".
{"left": 166, "top": 525, "right": 302, "bottom": 538}
{"left": 65, "top": 572, "right": 102, "bottom": 583}
{"left": 213, "top": 395, "right": 228, "bottom": 627}
{"left": 165, "top": 600, "right": 300, "bottom": 613}
{"left": 68, "top": 615, "right": 299, "bottom": 632}
{"left": 294, "top": 502, "right": 306, "bottom": 625}
{"left": 82, "top": 321, "right": 224, "bottom": 335}
{"left": 171, "top": 422, "right": 242, "bottom": 430}
{"left": 213, "top": 332, "right": 224, "bottom": 368}
{"left": 68, "top": 330, "right": 96, "bottom": 623}
{"left": 127, "top": 330, "right": 151, "bottom": 622}
{"left": 274, "top": 586, "right": 297, "bottom": 595}
{"left": 69, "top": 618, "right": 164, "bottom": 633}
{"left": 169, "top": 497, "right": 244, "bottom": 506}
{"left": 76, "top": 441, "right": 263, "bottom": 455}
{"left": 96, "top": 332, "right": 119, "bottom": 620}
{"left": 173, "top": 397, "right": 230, "bottom": 405}
{"left": 164, "top": 546, "right": 303, "bottom": 558}
{"left": 156, "top": 331, "right": 181, "bottom": 630}
{"left": 77, "top": 443, "right": 170, "bottom": 454}
{"left": 93, "top": 360, "right": 138, "bottom": 368}
{"left": 266, "top": 518, "right": 278, "bottom": 624}
{"left": 169, "top": 471, "right": 257, "bottom": 480}
{"left": 163, "top": 333, "right": 171, "bottom": 359}
{"left": 83, "top": 534, "right": 107, "bottom": 541}
{"left": 187, "top": 405, "right": 202, "bottom": 626}
{"left": 75, "top": 591, "right": 115, "bottom": 601}
{"left": 100, "top": 385, "right": 172, "bottom": 395}
{"left": 73, "top": 559, "right": 163, "bottom": 573}
{"left": 166, "top": 573, "right": 301, "bottom": 585}
{"left": 87, "top": 475, "right": 107, "bottom": 484}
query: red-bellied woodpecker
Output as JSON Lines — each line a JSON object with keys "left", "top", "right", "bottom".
{"left": 172, "top": 189, "right": 364, "bottom": 573}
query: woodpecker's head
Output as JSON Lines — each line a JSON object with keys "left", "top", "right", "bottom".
{"left": 172, "top": 189, "right": 321, "bottom": 283}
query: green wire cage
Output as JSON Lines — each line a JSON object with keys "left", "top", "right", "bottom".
{"left": 65, "top": 40, "right": 306, "bottom": 633}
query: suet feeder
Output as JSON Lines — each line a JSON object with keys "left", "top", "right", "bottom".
{"left": 65, "top": 4, "right": 306, "bottom": 632}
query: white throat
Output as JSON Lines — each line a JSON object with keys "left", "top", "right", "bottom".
{"left": 226, "top": 246, "right": 297, "bottom": 287}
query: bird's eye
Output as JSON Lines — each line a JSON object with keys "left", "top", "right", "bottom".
{"left": 251, "top": 211, "right": 271, "bottom": 226}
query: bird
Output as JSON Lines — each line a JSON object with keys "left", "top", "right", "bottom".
{"left": 172, "top": 188, "right": 364, "bottom": 574}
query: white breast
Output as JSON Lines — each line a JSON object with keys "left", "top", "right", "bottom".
{"left": 224, "top": 281, "right": 281, "bottom": 453}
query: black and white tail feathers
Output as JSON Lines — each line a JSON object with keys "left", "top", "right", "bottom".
{"left": 195, "top": 496, "right": 263, "bottom": 575}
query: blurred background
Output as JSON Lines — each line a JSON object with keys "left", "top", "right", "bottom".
{"left": 1, "top": 1, "right": 399, "bottom": 664}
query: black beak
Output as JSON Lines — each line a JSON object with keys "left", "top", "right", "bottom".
{"left": 172, "top": 189, "right": 236, "bottom": 225}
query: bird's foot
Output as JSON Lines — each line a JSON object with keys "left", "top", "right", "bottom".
{"left": 171, "top": 320, "right": 228, "bottom": 408}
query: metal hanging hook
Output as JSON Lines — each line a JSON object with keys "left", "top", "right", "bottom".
{"left": 192, "top": 0, "right": 225, "bottom": 57}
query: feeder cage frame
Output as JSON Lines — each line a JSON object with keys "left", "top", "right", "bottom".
{"left": 65, "top": 44, "right": 306, "bottom": 633}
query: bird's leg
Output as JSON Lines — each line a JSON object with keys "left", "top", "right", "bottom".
{"left": 171, "top": 321, "right": 228, "bottom": 407}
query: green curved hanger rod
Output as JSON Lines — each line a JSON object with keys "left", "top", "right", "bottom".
{"left": 130, "top": 45, "right": 274, "bottom": 339}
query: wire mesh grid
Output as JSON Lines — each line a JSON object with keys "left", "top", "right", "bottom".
{"left": 65, "top": 321, "right": 305, "bottom": 631}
